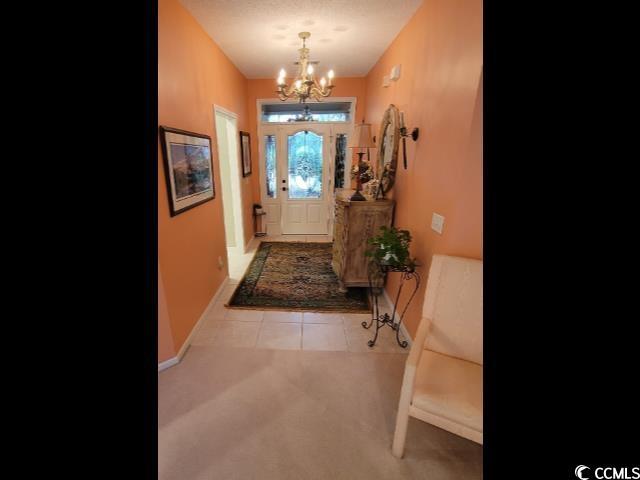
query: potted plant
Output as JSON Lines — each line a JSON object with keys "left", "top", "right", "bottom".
{"left": 365, "top": 226, "right": 416, "bottom": 271}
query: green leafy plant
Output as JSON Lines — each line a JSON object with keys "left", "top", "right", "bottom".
{"left": 365, "top": 226, "right": 415, "bottom": 269}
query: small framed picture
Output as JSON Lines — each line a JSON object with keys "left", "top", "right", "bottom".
{"left": 239, "top": 131, "right": 252, "bottom": 177}
{"left": 159, "top": 126, "right": 215, "bottom": 217}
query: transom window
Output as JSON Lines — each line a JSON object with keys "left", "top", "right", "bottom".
{"left": 262, "top": 102, "right": 351, "bottom": 123}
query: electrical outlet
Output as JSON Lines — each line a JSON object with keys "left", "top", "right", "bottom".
{"left": 431, "top": 213, "right": 445, "bottom": 234}
{"left": 382, "top": 75, "right": 390, "bottom": 88}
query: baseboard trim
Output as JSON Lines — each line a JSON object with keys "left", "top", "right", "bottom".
{"left": 382, "top": 288, "right": 413, "bottom": 348}
{"left": 158, "top": 357, "right": 179, "bottom": 372}
{"left": 158, "top": 275, "right": 230, "bottom": 373}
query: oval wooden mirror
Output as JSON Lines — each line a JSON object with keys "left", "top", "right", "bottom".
{"left": 377, "top": 104, "right": 400, "bottom": 194}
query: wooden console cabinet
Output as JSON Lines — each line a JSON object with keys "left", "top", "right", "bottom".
{"left": 331, "top": 189, "right": 395, "bottom": 292}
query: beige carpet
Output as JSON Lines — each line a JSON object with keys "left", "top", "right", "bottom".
{"left": 159, "top": 344, "right": 482, "bottom": 479}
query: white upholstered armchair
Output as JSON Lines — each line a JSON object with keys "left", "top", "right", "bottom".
{"left": 392, "top": 254, "right": 483, "bottom": 458}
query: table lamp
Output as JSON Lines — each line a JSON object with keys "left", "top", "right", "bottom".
{"left": 348, "top": 121, "right": 375, "bottom": 201}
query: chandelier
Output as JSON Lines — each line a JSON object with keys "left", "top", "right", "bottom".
{"left": 276, "top": 32, "right": 335, "bottom": 104}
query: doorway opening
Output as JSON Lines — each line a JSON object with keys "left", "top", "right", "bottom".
{"left": 214, "top": 106, "right": 246, "bottom": 273}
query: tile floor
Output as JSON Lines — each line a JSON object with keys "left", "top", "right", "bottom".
{"left": 192, "top": 302, "right": 410, "bottom": 354}
{"left": 194, "top": 234, "right": 410, "bottom": 354}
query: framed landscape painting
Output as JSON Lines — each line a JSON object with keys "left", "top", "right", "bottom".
{"left": 159, "top": 126, "right": 215, "bottom": 217}
{"left": 240, "top": 131, "right": 252, "bottom": 177}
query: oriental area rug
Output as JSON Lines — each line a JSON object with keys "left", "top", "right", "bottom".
{"left": 227, "top": 242, "right": 370, "bottom": 313}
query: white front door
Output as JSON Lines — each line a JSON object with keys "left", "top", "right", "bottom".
{"left": 259, "top": 121, "right": 353, "bottom": 236}
{"left": 280, "top": 124, "right": 331, "bottom": 234}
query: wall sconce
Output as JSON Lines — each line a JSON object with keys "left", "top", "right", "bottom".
{"left": 399, "top": 112, "right": 419, "bottom": 169}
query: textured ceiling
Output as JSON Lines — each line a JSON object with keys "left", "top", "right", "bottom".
{"left": 179, "top": 0, "right": 423, "bottom": 78}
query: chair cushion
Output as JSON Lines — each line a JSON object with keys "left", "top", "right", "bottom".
{"left": 422, "top": 255, "right": 483, "bottom": 365}
{"left": 412, "top": 349, "right": 483, "bottom": 433}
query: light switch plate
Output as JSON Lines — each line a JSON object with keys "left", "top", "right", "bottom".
{"left": 390, "top": 64, "right": 401, "bottom": 81}
{"left": 431, "top": 213, "right": 445, "bottom": 234}
{"left": 382, "top": 75, "right": 390, "bottom": 87}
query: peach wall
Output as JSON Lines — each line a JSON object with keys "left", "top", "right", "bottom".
{"left": 364, "top": 0, "right": 483, "bottom": 338}
{"left": 158, "top": 0, "right": 252, "bottom": 353}
{"left": 245, "top": 77, "right": 367, "bottom": 203}
{"left": 158, "top": 264, "right": 176, "bottom": 362}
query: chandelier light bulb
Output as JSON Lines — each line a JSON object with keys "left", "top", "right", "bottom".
{"left": 320, "top": 77, "right": 326, "bottom": 87}
{"left": 295, "top": 79, "right": 302, "bottom": 89}
{"left": 307, "top": 65, "right": 314, "bottom": 75}
{"left": 328, "top": 69, "right": 334, "bottom": 79}
{"left": 277, "top": 76, "right": 285, "bottom": 85}
{"left": 279, "top": 68, "right": 286, "bottom": 78}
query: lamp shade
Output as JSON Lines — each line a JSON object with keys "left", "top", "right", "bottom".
{"left": 348, "top": 122, "right": 375, "bottom": 149}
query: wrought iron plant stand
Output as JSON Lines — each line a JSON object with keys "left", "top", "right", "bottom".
{"left": 364, "top": 261, "right": 421, "bottom": 348}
